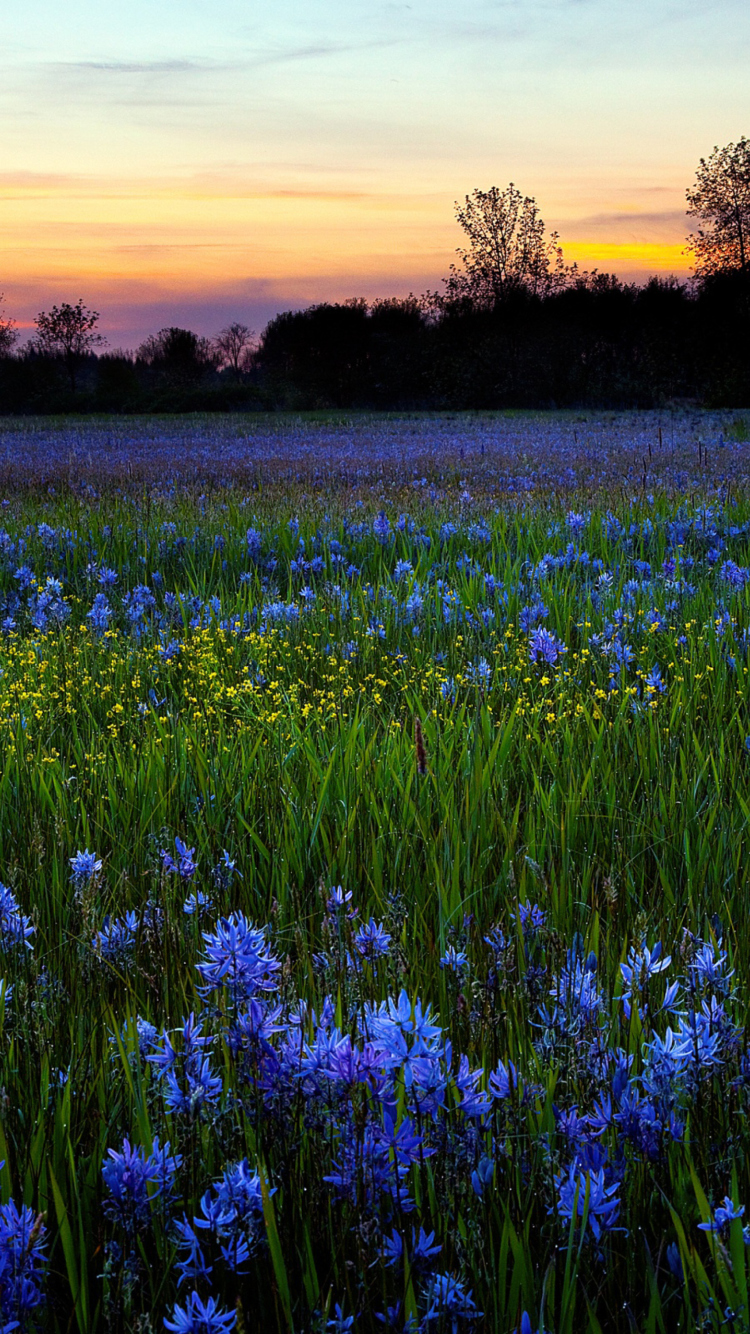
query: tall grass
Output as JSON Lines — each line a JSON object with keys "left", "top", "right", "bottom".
{"left": 0, "top": 476, "right": 748, "bottom": 1331}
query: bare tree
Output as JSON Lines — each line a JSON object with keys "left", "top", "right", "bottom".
{"left": 445, "top": 184, "right": 565, "bottom": 307}
{"left": 0, "top": 296, "right": 17, "bottom": 357}
{"left": 214, "top": 322, "right": 256, "bottom": 377}
{"left": 687, "top": 137, "right": 750, "bottom": 281}
{"left": 34, "top": 299, "right": 105, "bottom": 392}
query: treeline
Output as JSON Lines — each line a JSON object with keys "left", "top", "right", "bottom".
{"left": 253, "top": 274, "right": 750, "bottom": 410}
{"left": 0, "top": 272, "right": 747, "bottom": 413}
{"left": 1, "top": 139, "right": 749, "bottom": 413}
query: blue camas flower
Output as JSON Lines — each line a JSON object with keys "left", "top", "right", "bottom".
{"left": 164, "top": 1291, "right": 236, "bottom": 1334}
{"left": 147, "top": 1014, "right": 223, "bottom": 1117}
{"left": 94, "top": 911, "right": 138, "bottom": 964}
{"left": 528, "top": 626, "right": 565, "bottom": 665}
{"left": 555, "top": 1163, "right": 622, "bottom": 1242}
{"left": 354, "top": 918, "right": 392, "bottom": 962}
{"left": 0, "top": 885, "right": 34, "bottom": 952}
{"left": 162, "top": 838, "right": 198, "bottom": 881}
{"left": 102, "top": 1137, "right": 181, "bottom": 1233}
{"left": 0, "top": 1195, "right": 47, "bottom": 1330}
{"left": 197, "top": 913, "right": 281, "bottom": 1005}
{"left": 698, "top": 1196, "right": 746, "bottom": 1234}
{"left": 69, "top": 849, "right": 103, "bottom": 887}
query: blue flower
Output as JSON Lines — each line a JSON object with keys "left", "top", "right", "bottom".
{"left": 161, "top": 837, "right": 197, "bottom": 881}
{"left": 528, "top": 626, "right": 565, "bottom": 665}
{"left": 0, "top": 885, "right": 34, "bottom": 952}
{"left": 94, "top": 911, "right": 138, "bottom": 963}
{"left": 519, "top": 600, "right": 548, "bottom": 633}
{"left": 471, "top": 1155, "right": 495, "bottom": 1198}
{"left": 326, "top": 885, "right": 357, "bottom": 920}
{"left": 212, "top": 850, "right": 241, "bottom": 890}
{"left": 197, "top": 913, "right": 281, "bottom": 1005}
{"left": 69, "top": 848, "right": 103, "bottom": 886}
{"left": 354, "top": 918, "right": 392, "bottom": 962}
{"left": 439, "top": 945, "right": 469, "bottom": 976}
{"left": 698, "top": 1197, "right": 746, "bottom": 1233}
{"left": 183, "top": 891, "right": 211, "bottom": 918}
{"left": 466, "top": 658, "right": 492, "bottom": 688}
{"left": 164, "top": 1291, "right": 236, "bottom": 1333}
{"left": 720, "top": 559, "right": 750, "bottom": 590}
{"left": 158, "top": 638, "right": 181, "bottom": 663}
{"left": 517, "top": 901, "right": 546, "bottom": 935}
{"left": 86, "top": 593, "right": 112, "bottom": 634}
{"left": 373, "top": 512, "right": 391, "bottom": 543}
{"left": 421, "top": 1273, "right": 482, "bottom": 1326}
{"left": 326, "top": 1303, "right": 356, "bottom": 1332}
{"left": 488, "top": 1059, "right": 519, "bottom": 1101}
{"left": 455, "top": 1056, "right": 491, "bottom": 1119}
{"left": 0, "top": 1196, "right": 47, "bottom": 1329}
{"left": 620, "top": 940, "right": 671, "bottom": 1018}
{"left": 440, "top": 677, "right": 456, "bottom": 704}
{"left": 554, "top": 1163, "right": 622, "bottom": 1242}
{"left": 102, "top": 1136, "right": 181, "bottom": 1233}
{"left": 148, "top": 1014, "right": 223, "bottom": 1117}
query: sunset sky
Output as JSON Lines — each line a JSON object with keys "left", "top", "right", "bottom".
{"left": 1, "top": 0, "right": 749, "bottom": 347}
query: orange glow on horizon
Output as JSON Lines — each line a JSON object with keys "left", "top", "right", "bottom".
{"left": 562, "top": 241, "right": 689, "bottom": 275}
{"left": 0, "top": 174, "right": 693, "bottom": 340}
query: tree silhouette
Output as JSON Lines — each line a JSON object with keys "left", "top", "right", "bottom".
{"left": 444, "top": 184, "right": 565, "bottom": 308}
{"left": 137, "top": 327, "right": 217, "bottom": 387}
{"left": 33, "top": 299, "right": 104, "bottom": 392}
{"left": 0, "top": 296, "right": 17, "bottom": 357}
{"left": 687, "top": 137, "right": 750, "bottom": 281}
{"left": 214, "top": 322, "right": 256, "bottom": 378}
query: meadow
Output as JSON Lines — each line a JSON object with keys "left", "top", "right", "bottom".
{"left": 1, "top": 410, "right": 750, "bottom": 1333}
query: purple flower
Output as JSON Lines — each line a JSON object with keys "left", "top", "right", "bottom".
{"left": 0, "top": 1196, "right": 47, "bottom": 1328}
{"left": 94, "top": 911, "right": 138, "bottom": 963}
{"left": 69, "top": 848, "right": 102, "bottom": 886}
{"left": 528, "top": 626, "right": 565, "bottom": 665}
{"left": 148, "top": 1014, "right": 223, "bottom": 1117}
{"left": 439, "top": 945, "right": 469, "bottom": 975}
{"left": 164, "top": 1291, "right": 236, "bottom": 1334}
{"left": 102, "top": 1136, "right": 181, "bottom": 1232}
{"left": 354, "top": 918, "right": 392, "bottom": 962}
{"left": 421, "top": 1273, "right": 482, "bottom": 1326}
{"left": 326, "top": 885, "right": 357, "bottom": 920}
{"left": 698, "top": 1196, "right": 746, "bottom": 1233}
{"left": 554, "top": 1163, "right": 622, "bottom": 1241}
{"left": 197, "top": 913, "right": 281, "bottom": 1005}
{"left": 162, "top": 837, "right": 197, "bottom": 881}
{"left": 0, "top": 885, "right": 34, "bottom": 952}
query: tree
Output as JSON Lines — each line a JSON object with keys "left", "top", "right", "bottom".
{"left": 686, "top": 137, "right": 750, "bottom": 281}
{"left": 213, "top": 322, "right": 256, "bottom": 378}
{"left": 33, "top": 299, "right": 104, "bottom": 392}
{"left": 137, "top": 327, "right": 217, "bottom": 388}
{"left": 0, "top": 296, "right": 17, "bottom": 357}
{"left": 444, "top": 184, "right": 565, "bottom": 308}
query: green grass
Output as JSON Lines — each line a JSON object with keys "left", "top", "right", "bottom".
{"left": 0, "top": 482, "right": 749, "bottom": 1331}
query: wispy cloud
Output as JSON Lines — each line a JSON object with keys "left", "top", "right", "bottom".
{"left": 562, "top": 210, "right": 688, "bottom": 242}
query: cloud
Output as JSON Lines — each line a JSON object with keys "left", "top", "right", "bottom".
{"left": 57, "top": 59, "right": 210, "bottom": 75}
{"left": 562, "top": 210, "right": 688, "bottom": 242}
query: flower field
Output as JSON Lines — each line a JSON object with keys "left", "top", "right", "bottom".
{"left": 1, "top": 411, "right": 750, "bottom": 1333}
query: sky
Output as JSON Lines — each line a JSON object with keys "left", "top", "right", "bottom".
{"left": 1, "top": 0, "right": 749, "bottom": 348}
